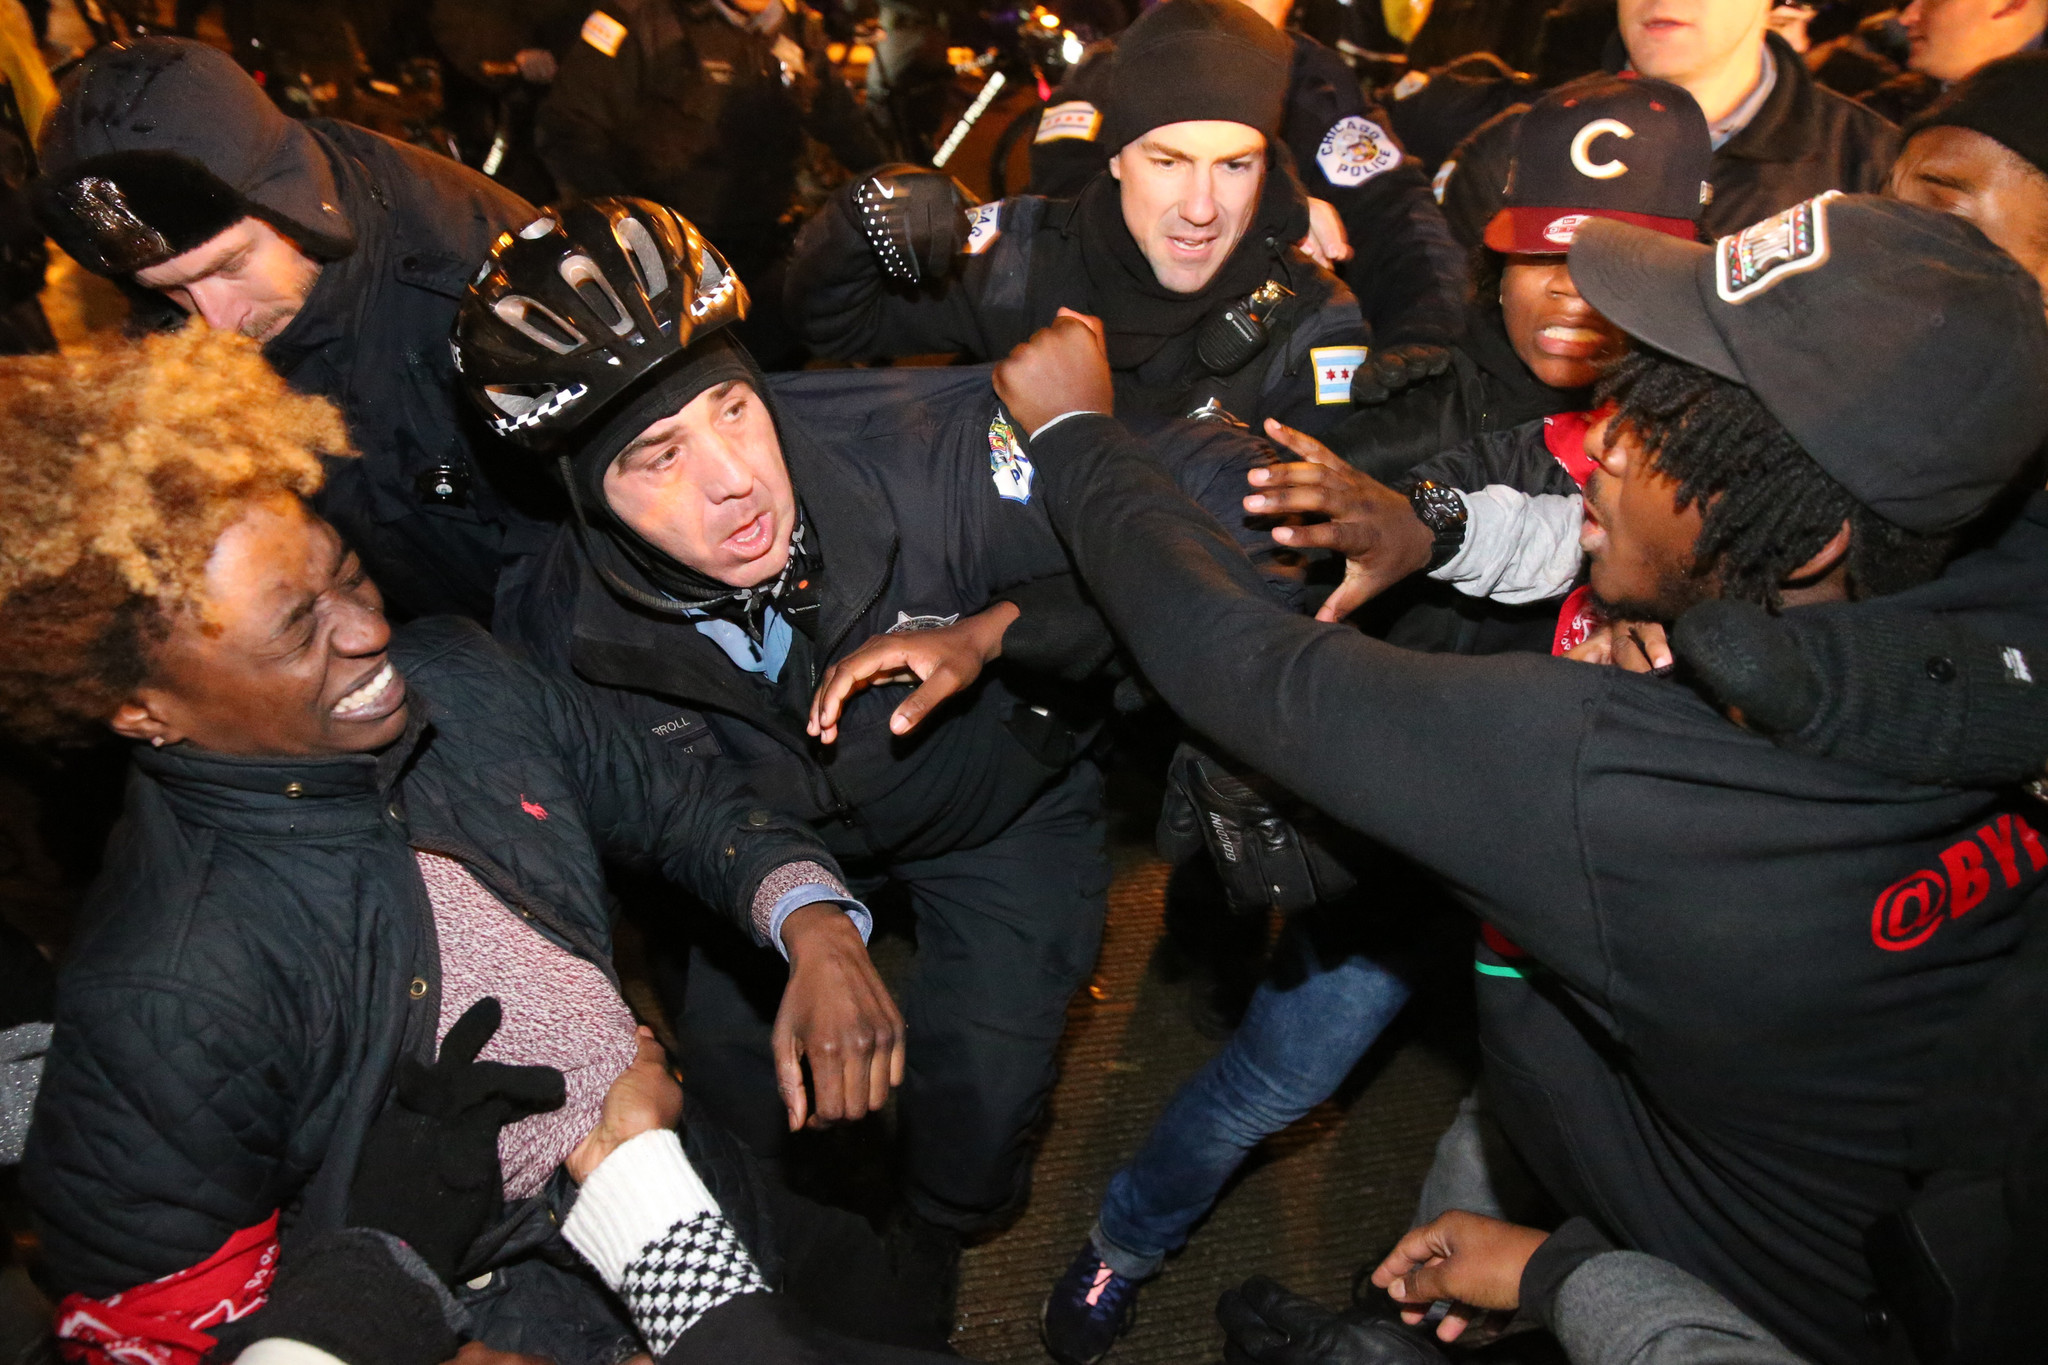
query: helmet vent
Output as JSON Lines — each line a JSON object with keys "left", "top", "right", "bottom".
{"left": 614, "top": 217, "right": 670, "bottom": 300}
{"left": 690, "top": 256, "right": 736, "bottom": 320}
{"left": 560, "top": 254, "right": 637, "bottom": 339}
{"left": 492, "top": 295, "right": 587, "bottom": 354}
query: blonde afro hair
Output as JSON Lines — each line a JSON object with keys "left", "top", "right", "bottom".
{"left": 0, "top": 325, "right": 353, "bottom": 742}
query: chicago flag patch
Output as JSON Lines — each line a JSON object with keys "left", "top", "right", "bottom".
{"left": 1311, "top": 345, "right": 1367, "bottom": 404}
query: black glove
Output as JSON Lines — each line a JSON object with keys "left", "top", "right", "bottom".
{"left": 846, "top": 165, "right": 976, "bottom": 285}
{"left": 1349, "top": 343, "right": 1453, "bottom": 405}
{"left": 1218, "top": 1277, "right": 1449, "bottom": 1365}
{"left": 1671, "top": 600, "right": 2048, "bottom": 787}
{"left": 345, "top": 996, "right": 565, "bottom": 1281}
{"left": 208, "top": 1229, "right": 466, "bottom": 1365}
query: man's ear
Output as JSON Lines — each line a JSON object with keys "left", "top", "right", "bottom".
{"left": 1788, "top": 518, "right": 1853, "bottom": 582}
{"left": 1108, "top": 151, "right": 1124, "bottom": 182}
{"left": 108, "top": 694, "right": 182, "bottom": 747}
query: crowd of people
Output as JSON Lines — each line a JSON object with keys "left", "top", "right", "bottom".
{"left": 0, "top": 0, "right": 2044, "bottom": 1363}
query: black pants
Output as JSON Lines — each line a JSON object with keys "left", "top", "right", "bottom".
{"left": 679, "top": 760, "right": 1111, "bottom": 1236}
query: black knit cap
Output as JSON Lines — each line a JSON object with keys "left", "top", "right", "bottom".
{"left": 1102, "top": 0, "right": 1291, "bottom": 154}
{"left": 1902, "top": 49, "right": 2048, "bottom": 180}
{"left": 31, "top": 37, "right": 354, "bottom": 276}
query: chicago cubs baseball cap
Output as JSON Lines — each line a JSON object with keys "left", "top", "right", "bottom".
{"left": 1483, "top": 72, "right": 1712, "bottom": 255}
{"left": 1569, "top": 193, "right": 2048, "bottom": 534}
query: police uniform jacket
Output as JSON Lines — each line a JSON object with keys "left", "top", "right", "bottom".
{"left": 495, "top": 365, "right": 1293, "bottom": 866}
{"left": 244, "top": 121, "right": 554, "bottom": 624}
{"left": 1028, "top": 29, "right": 1468, "bottom": 350}
{"left": 783, "top": 180, "right": 1371, "bottom": 437}
{"left": 536, "top": 0, "right": 883, "bottom": 251}
{"left": 1439, "top": 33, "right": 1900, "bottom": 249}
{"left": 1019, "top": 412, "right": 2048, "bottom": 1365}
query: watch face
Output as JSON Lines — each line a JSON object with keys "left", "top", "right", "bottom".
{"left": 1412, "top": 483, "right": 1466, "bottom": 534}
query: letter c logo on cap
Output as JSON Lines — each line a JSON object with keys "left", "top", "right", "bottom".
{"left": 1570, "top": 119, "right": 1634, "bottom": 180}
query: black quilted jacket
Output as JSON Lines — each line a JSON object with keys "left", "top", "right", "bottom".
{"left": 21, "top": 618, "right": 831, "bottom": 1299}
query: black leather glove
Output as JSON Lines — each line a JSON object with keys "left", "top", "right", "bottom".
{"left": 345, "top": 996, "right": 565, "bottom": 1281}
{"left": 846, "top": 164, "right": 976, "bottom": 285}
{"left": 1349, "top": 343, "right": 1453, "bottom": 405}
{"left": 1218, "top": 1277, "right": 1449, "bottom": 1365}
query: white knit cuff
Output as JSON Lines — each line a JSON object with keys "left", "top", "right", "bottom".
{"left": 561, "top": 1129, "right": 720, "bottom": 1288}
{"left": 234, "top": 1342, "right": 349, "bottom": 1365}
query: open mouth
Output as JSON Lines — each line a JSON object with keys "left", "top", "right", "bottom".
{"left": 1164, "top": 231, "right": 1218, "bottom": 259}
{"left": 723, "top": 511, "right": 774, "bottom": 560}
{"left": 331, "top": 660, "right": 405, "bottom": 722}
{"left": 1580, "top": 492, "right": 1609, "bottom": 556}
{"left": 1536, "top": 324, "right": 1614, "bottom": 359}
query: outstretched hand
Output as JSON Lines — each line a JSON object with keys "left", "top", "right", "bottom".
{"left": 772, "top": 904, "right": 907, "bottom": 1131}
{"left": 1248, "top": 419, "right": 1434, "bottom": 622}
{"left": 1368, "top": 1210, "right": 1550, "bottom": 1342}
{"left": 992, "top": 309, "right": 1113, "bottom": 436}
{"left": 808, "top": 602, "right": 1019, "bottom": 744}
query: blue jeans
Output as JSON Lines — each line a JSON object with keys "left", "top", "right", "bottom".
{"left": 1092, "top": 925, "right": 1414, "bottom": 1279}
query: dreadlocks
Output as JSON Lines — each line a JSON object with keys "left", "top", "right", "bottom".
{"left": 1597, "top": 349, "right": 1954, "bottom": 609}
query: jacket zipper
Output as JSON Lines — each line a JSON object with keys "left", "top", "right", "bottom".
{"left": 802, "top": 540, "right": 901, "bottom": 824}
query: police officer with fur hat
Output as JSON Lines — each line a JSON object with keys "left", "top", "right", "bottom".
{"left": 463, "top": 197, "right": 1296, "bottom": 1340}
{"left": 782, "top": 0, "right": 1370, "bottom": 437}
{"left": 30, "top": 37, "right": 551, "bottom": 624}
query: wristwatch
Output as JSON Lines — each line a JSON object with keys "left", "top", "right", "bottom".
{"left": 1408, "top": 480, "right": 1468, "bottom": 571}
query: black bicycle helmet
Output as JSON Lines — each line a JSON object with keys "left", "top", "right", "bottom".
{"left": 453, "top": 197, "right": 749, "bottom": 448}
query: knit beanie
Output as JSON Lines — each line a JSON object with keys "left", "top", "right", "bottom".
{"left": 1902, "top": 50, "right": 2048, "bottom": 180}
{"left": 1102, "top": 0, "right": 1291, "bottom": 154}
{"left": 1672, "top": 599, "right": 2048, "bottom": 788}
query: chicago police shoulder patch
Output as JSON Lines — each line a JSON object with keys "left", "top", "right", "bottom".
{"left": 1316, "top": 117, "right": 1401, "bottom": 189}
{"left": 580, "top": 9, "right": 627, "bottom": 56}
{"left": 1311, "top": 345, "right": 1367, "bottom": 405}
{"left": 1034, "top": 101, "right": 1102, "bottom": 144}
{"left": 988, "top": 411, "right": 1035, "bottom": 503}
{"left": 1716, "top": 190, "right": 1842, "bottom": 304}
{"left": 963, "top": 201, "right": 1002, "bottom": 256}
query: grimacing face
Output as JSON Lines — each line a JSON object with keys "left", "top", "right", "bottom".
{"left": 133, "top": 216, "right": 323, "bottom": 344}
{"left": 109, "top": 496, "right": 410, "bottom": 756}
{"left": 1890, "top": 124, "right": 2048, "bottom": 302}
{"left": 602, "top": 380, "right": 798, "bottom": 588}
{"left": 1499, "top": 256, "right": 1629, "bottom": 390}
{"left": 1618, "top": 0, "right": 1772, "bottom": 91}
{"left": 1110, "top": 121, "right": 1267, "bottom": 295}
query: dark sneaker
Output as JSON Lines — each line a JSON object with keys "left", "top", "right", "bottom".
{"left": 1041, "top": 1240, "right": 1141, "bottom": 1364}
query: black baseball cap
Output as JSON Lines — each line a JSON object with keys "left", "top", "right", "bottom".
{"left": 1569, "top": 193, "right": 2048, "bottom": 534}
{"left": 1484, "top": 72, "right": 1712, "bottom": 256}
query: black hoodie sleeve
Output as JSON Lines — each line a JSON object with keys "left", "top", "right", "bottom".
{"left": 1027, "top": 412, "right": 1610, "bottom": 984}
